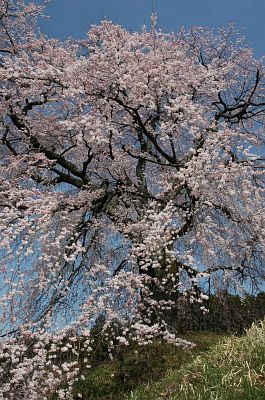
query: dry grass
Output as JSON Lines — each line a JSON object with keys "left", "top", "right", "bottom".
{"left": 128, "top": 321, "right": 265, "bottom": 400}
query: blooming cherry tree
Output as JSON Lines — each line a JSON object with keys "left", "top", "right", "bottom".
{"left": 0, "top": 2, "right": 264, "bottom": 398}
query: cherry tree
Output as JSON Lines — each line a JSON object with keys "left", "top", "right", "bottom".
{"left": 0, "top": 1, "right": 264, "bottom": 398}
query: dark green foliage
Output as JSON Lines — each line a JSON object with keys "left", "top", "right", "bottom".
{"left": 175, "top": 292, "right": 265, "bottom": 333}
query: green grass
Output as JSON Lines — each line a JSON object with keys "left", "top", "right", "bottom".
{"left": 51, "top": 322, "right": 265, "bottom": 399}
{"left": 71, "top": 331, "right": 224, "bottom": 400}
{"left": 127, "top": 321, "right": 265, "bottom": 400}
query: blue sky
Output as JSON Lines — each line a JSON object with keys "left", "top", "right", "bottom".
{"left": 40, "top": 0, "right": 265, "bottom": 57}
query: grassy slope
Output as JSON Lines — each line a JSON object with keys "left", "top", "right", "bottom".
{"left": 127, "top": 321, "right": 265, "bottom": 400}
{"left": 72, "top": 331, "right": 225, "bottom": 400}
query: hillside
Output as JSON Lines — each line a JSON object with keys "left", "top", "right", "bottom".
{"left": 64, "top": 322, "right": 265, "bottom": 400}
{"left": 127, "top": 321, "right": 265, "bottom": 400}
{"left": 60, "top": 331, "right": 222, "bottom": 399}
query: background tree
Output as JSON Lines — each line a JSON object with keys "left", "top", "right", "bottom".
{"left": 0, "top": 1, "right": 264, "bottom": 398}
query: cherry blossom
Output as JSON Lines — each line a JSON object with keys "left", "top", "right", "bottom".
{"left": 0, "top": 1, "right": 264, "bottom": 398}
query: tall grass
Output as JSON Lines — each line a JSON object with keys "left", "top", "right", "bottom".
{"left": 128, "top": 321, "right": 265, "bottom": 400}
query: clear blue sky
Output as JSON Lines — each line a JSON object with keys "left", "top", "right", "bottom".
{"left": 40, "top": 0, "right": 265, "bottom": 57}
